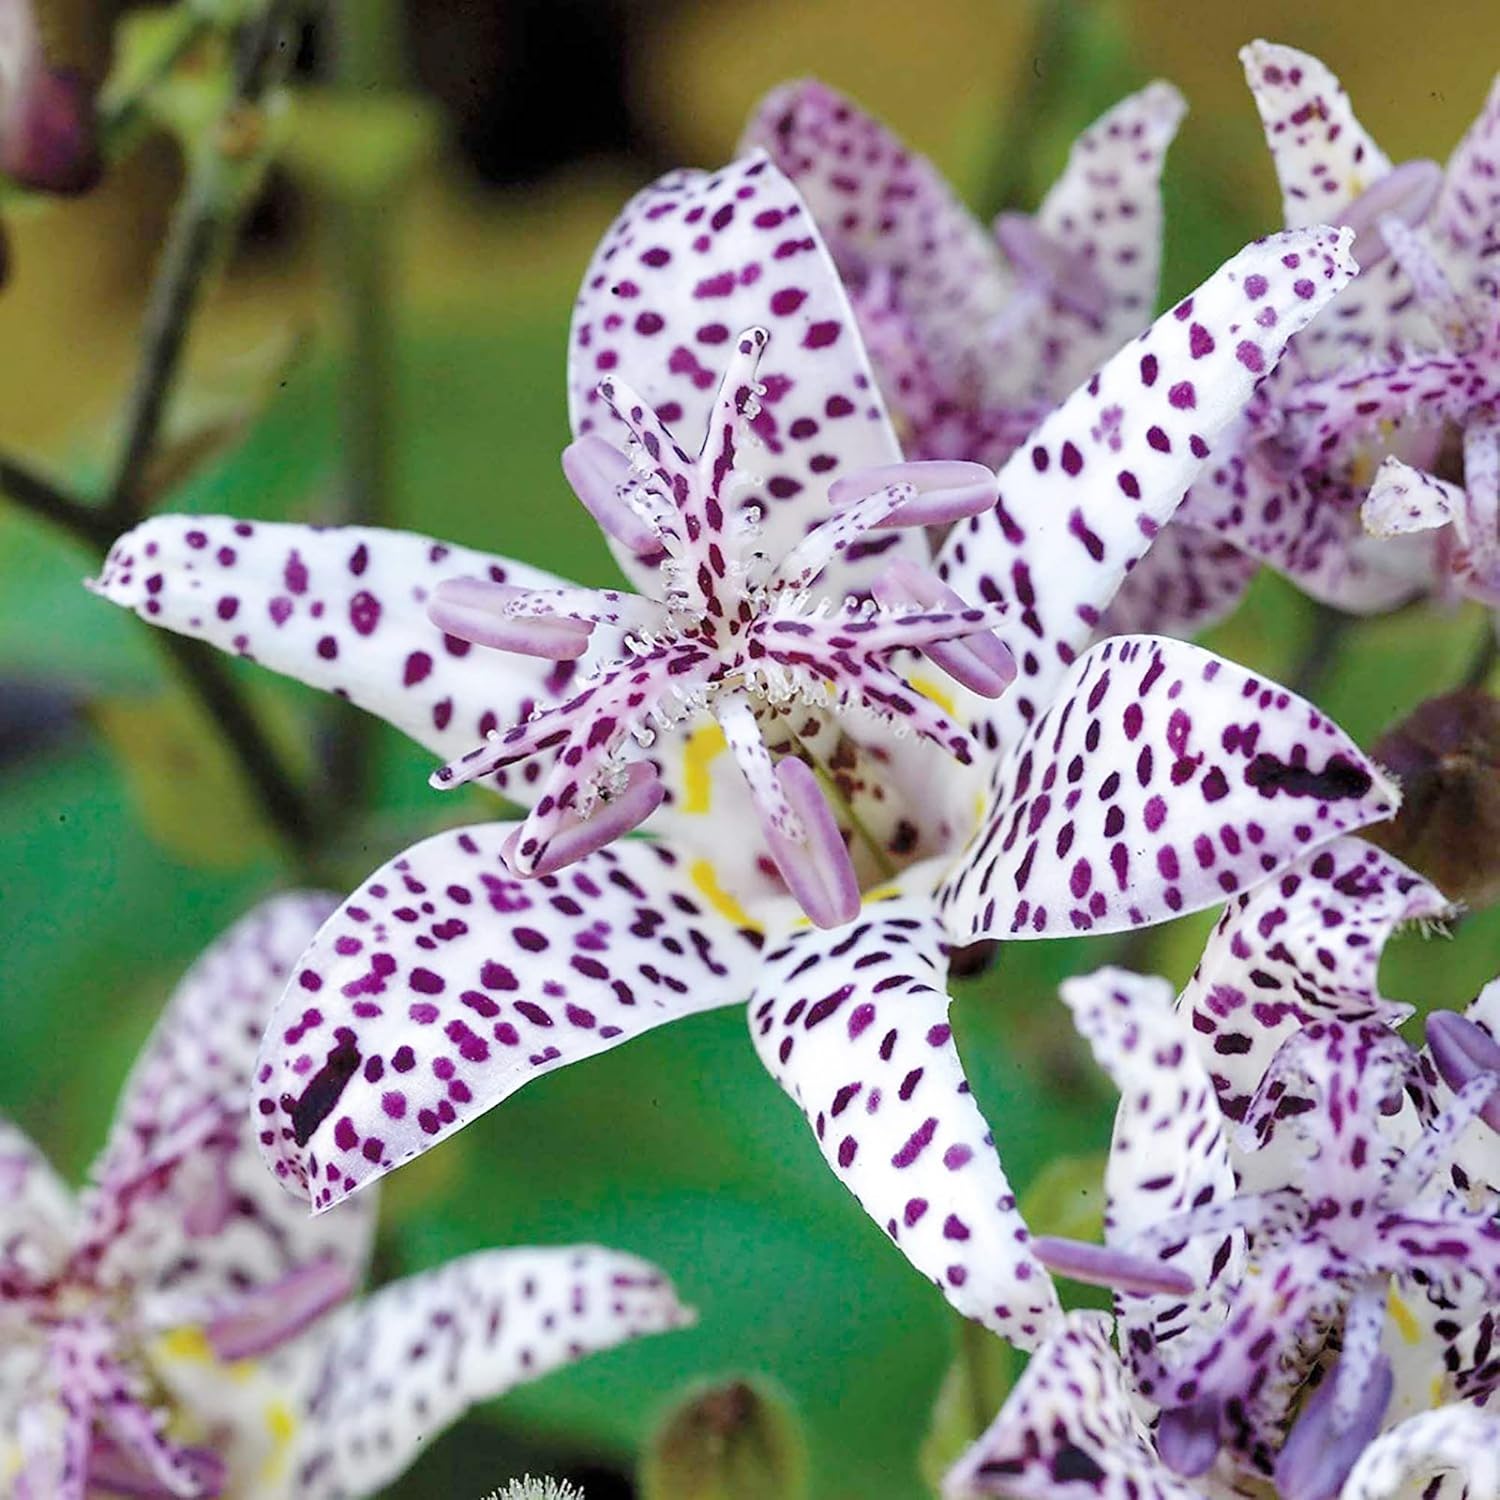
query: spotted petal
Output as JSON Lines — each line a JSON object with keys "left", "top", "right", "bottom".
{"left": 1058, "top": 970, "right": 1237, "bottom": 1378}
{"left": 747, "top": 888, "right": 1060, "bottom": 1348}
{"left": 1340, "top": 1403, "right": 1500, "bottom": 1500}
{"left": 255, "top": 826, "right": 763, "bottom": 1210}
{"left": 1239, "top": 41, "right": 1393, "bottom": 228}
{"left": 79, "top": 895, "right": 378, "bottom": 1318}
{"left": 937, "top": 225, "right": 1357, "bottom": 753}
{"left": 288, "top": 1246, "right": 692, "bottom": 1500}
{"left": 0, "top": 1119, "right": 75, "bottom": 1287}
{"left": 942, "top": 1310, "right": 1202, "bottom": 1500}
{"left": 90, "top": 519, "right": 600, "bottom": 803}
{"left": 1432, "top": 75, "right": 1500, "bottom": 293}
{"left": 1098, "top": 521, "right": 1260, "bottom": 636}
{"left": 567, "top": 151, "right": 916, "bottom": 593}
{"left": 740, "top": 78, "right": 1013, "bottom": 409}
{"left": 939, "top": 636, "right": 1399, "bottom": 942}
{"left": 989, "top": 82, "right": 1187, "bottom": 405}
{"left": 1182, "top": 839, "right": 1448, "bottom": 1125}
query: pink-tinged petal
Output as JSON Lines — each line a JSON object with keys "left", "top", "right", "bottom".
{"left": 942, "top": 1310, "right": 1201, "bottom": 1500}
{"left": 747, "top": 892, "right": 1061, "bottom": 1348}
{"left": 1340, "top": 1403, "right": 1500, "bottom": 1500}
{"left": 568, "top": 152, "right": 917, "bottom": 594}
{"left": 77, "top": 895, "right": 377, "bottom": 1316}
{"left": 1238, "top": 41, "right": 1393, "bottom": 229}
{"left": 287, "top": 1246, "right": 692, "bottom": 1500}
{"left": 740, "top": 78, "right": 1012, "bottom": 409}
{"left": 90, "top": 518, "right": 603, "bottom": 804}
{"left": 936, "top": 226, "right": 1358, "bottom": 753}
{"left": 1058, "top": 970, "right": 1238, "bottom": 1381}
{"left": 1181, "top": 839, "right": 1448, "bottom": 1124}
{"left": 1432, "top": 74, "right": 1500, "bottom": 292}
{"left": 990, "top": 82, "right": 1187, "bottom": 404}
{"left": 938, "top": 636, "right": 1399, "bottom": 943}
{"left": 0, "top": 1118, "right": 75, "bottom": 1287}
{"left": 1098, "top": 522, "right": 1260, "bottom": 637}
{"left": 255, "top": 826, "right": 763, "bottom": 1209}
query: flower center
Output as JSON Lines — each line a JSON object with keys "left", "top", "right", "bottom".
{"left": 426, "top": 326, "right": 1014, "bottom": 927}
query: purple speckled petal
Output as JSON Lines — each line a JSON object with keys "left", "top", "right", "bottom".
{"left": 938, "top": 636, "right": 1398, "bottom": 942}
{"left": 1341, "top": 1403, "right": 1500, "bottom": 1500}
{"left": 747, "top": 891, "right": 1060, "bottom": 1348}
{"left": 740, "top": 78, "right": 1013, "bottom": 419}
{"left": 1239, "top": 41, "right": 1393, "bottom": 230}
{"left": 1181, "top": 839, "right": 1447, "bottom": 1125}
{"left": 1098, "top": 522, "right": 1261, "bottom": 637}
{"left": 0, "top": 1118, "right": 75, "bottom": 1289}
{"left": 987, "top": 82, "right": 1186, "bottom": 405}
{"left": 937, "top": 225, "right": 1357, "bottom": 757}
{"left": 1058, "top": 969, "right": 1238, "bottom": 1385}
{"left": 568, "top": 151, "right": 919, "bottom": 595}
{"left": 942, "top": 1310, "right": 1202, "bottom": 1499}
{"left": 1431, "top": 74, "right": 1500, "bottom": 295}
{"left": 254, "top": 826, "right": 763, "bottom": 1210}
{"left": 287, "top": 1246, "right": 692, "bottom": 1500}
{"left": 90, "top": 520, "right": 602, "bottom": 805}
{"left": 80, "top": 894, "right": 377, "bottom": 1318}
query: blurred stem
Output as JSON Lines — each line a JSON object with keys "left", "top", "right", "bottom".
{"left": 106, "top": 0, "right": 298, "bottom": 523}
{"left": 984, "top": 0, "right": 1072, "bottom": 215}
{"left": 956, "top": 1314, "right": 1005, "bottom": 1439}
{"left": 1290, "top": 598, "right": 1354, "bottom": 700}
{"left": 99, "top": 8, "right": 213, "bottom": 161}
{"left": 322, "top": 0, "right": 405, "bottom": 819}
{"left": 0, "top": 453, "right": 320, "bottom": 874}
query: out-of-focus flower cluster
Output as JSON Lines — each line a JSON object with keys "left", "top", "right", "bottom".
{"left": 1, "top": 2, "right": 1496, "bottom": 1491}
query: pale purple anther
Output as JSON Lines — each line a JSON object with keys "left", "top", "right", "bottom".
{"left": 428, "top": 577, "right": 595, "bottom": 660}
{"left": 560, "top": 433, "right": 669, "bottom": 556}
{"left": 501, "top": 759, "right": 665, "bottom": 879}
{"left": 827, "top": 459, "right": 999, "bottom": 529}
{"left": 994, "top": 211, "right": 1114, "bottom": 325}
{"left": 760, "top": 756, "right": 861, "bottom": 929}
{"left": 1030, "top": 1234, "right": 1196, "bottom": 1298}
{"left": 1425, "top": 1010, "right": 1500, "bottom": 1132}
{"left": 1274, "top": 1353, "right": 1394, "bottom": 1500}
{"left": 873, "top": 557, "right": 1017, "bottom": 698}
{"left": 1156, "top": 1399, "right": 1222, "bottom": 1477}
{"left": 206, "top": 1253, "right": 355, "bottom": 1363}
{"left": 1338, "top": 159, "right": 1444, "bottom": 268}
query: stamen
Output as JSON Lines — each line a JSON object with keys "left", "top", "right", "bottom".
{"left": 429, "top": 578, "right": 595, "bottom": 660}
{"left": 1338, "top": 159, "right": 1443, "bottom": 267}
{"left": 994, "top": 211, "right": 1113, "bottom": 325}
{"left": 872, "top": 558, "right": 1017, "bottom": 698}
{"left": 1424, "top": 1011, "right": 1500, "bottom": 1132}
{"left": 1274, "top": 1353, "right": 1393, "bottom": 1500}
{"left": 206, "top": 1253, "right": 354, "bottom": 1362}
{"left": 1156, "top": 1399, "right": 1222, "bottom": 1477}
{"left": 561, "top": 433, "right": 673, "bottom": 555}
{"left": 772, "top": 482, "right": 915, "bottom": 591}
{"left": 827, "top": 460, "right": 999, "bottom": 529}
{"left": 500, "top": 760, "right": 665, "bottom": 878}
{"left": 1363, "top": 457, "right": 1462, "bottom": 540}
{"left": 759, "top": 757, "right": 860, "bottom": 929}
{"left": 1379, "top": 215, "right": 1471, "bottom": 342}
{"left": 1031, "top": 1234, "right": 1196, "bottom": 1297}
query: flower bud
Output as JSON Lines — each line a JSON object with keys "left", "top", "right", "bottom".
{"left": 0, "top": 1, "right": 101, "bottom": 196}
{"left": 1368, "top": 689, "right": 1500, "bottom": 908}
{"left": 640, "top": 1376, "right": 809, "bottom": 1500}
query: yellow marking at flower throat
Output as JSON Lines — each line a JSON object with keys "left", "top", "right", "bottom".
{"left": 691, "top": 859, "right": 762, "bottom": 931}
{"left": 1386, "top": 1284, "right": 1424, "bottom": 1346}
{"left": 682, "top": 723, "right": 728, "bottom": 813}
{"left": 908, "top": 674, "right": 957, "bottom": 718}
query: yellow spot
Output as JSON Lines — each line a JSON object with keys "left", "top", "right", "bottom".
{"left": 909, "top": 674, "right": 957, "bottom": 718}
{"left": 156, "top": 1326, "right": 213, "bottom": 1365}
{"left": 691, "top": 859, "right": 763, "bottom": 932}
{"left": 1387, "top": 1285, "right": 1424, "bottom": 1346}
{"left": 865, "top": 882, "right": 903, "bottom": 903}
{"left": 681, "top": 723, "right": 728, "bottom": 814}
{"left": 266, "top": 1400, "right": 296, "bottom": 1447}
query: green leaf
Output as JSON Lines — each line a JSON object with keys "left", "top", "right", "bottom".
{"left": 918, "top": 1323, "right": 1014, "bottom": 1494}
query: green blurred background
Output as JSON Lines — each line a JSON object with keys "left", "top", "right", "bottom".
{"left": 2, "top": 1, "right": 1498, "bottom": 1494}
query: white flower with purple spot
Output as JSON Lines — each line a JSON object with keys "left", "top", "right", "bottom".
{"left": 92, "top": 150, "right": 1396, "bottom": 1347}
{"left": 0, "top": 896, "right": 691, "bottom": 1499}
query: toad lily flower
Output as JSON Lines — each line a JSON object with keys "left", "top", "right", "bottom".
{"left": 93, "top": 151, "right": 1391, "bottom": 1347}
{"left": 740, "top": 77, "right": 1258, "bottom": 637}
{"left": 1179, "top": 42, "right": 1500, "bottom": 616}
{"left": 947, "top": 954, "right": 1500, "bottom": 1500}
{"left": 0, "top": 895, "right": 690, "bottom": 1499}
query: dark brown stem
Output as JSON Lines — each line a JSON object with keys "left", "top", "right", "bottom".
{"left": 0, "top": 453, "right": 118, "bottom": 550}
